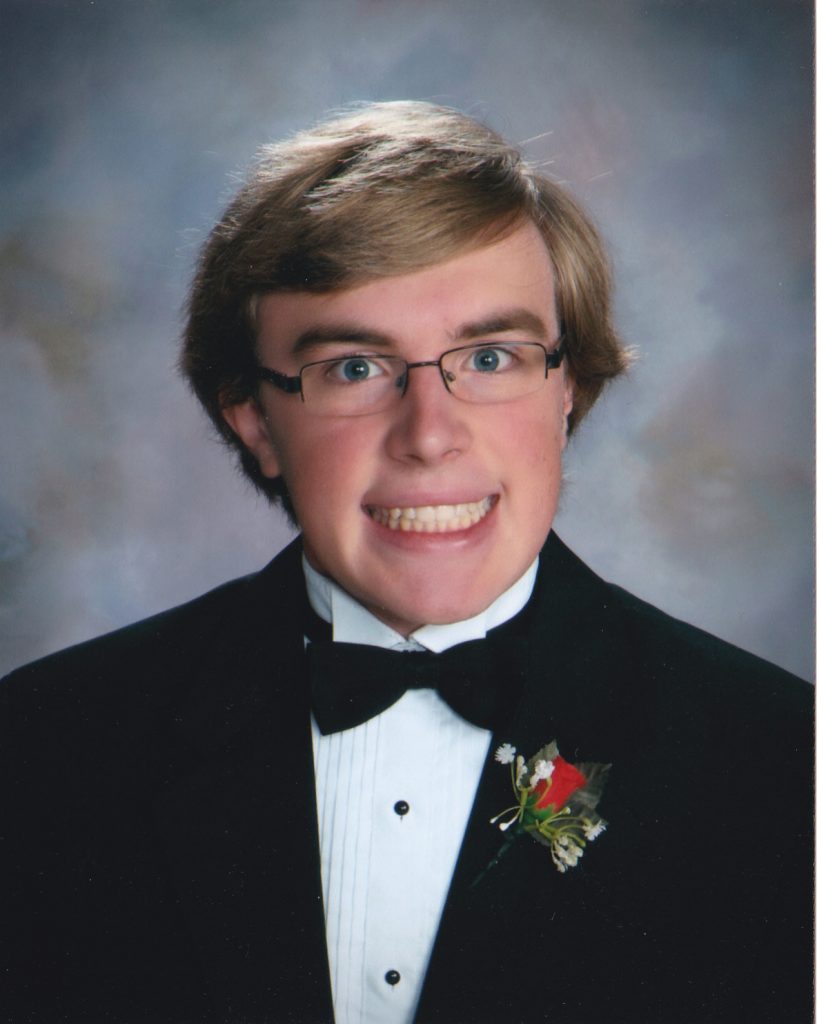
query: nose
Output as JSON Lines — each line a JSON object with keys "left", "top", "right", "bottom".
{"left": 384, "top": 361, "right": 472, "bottom": 464}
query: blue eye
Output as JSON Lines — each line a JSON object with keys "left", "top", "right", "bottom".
{"left": 341, "top": 358, "right": 373, "bottom": 381}
{"left": 327, "top": 357, "right": 385, "bottom": 383}
{"left": 470, "top": 347, "right": 512, "bottom": 373}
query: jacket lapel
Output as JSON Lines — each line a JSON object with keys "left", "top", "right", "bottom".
{"left": 152, "top": 541, "right": 335, "bottom": 1023}
{"left": 415, "top": 533, "right": 647, "bottom": 1023}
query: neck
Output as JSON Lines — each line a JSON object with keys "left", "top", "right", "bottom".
{"left": 302, "top": 554, "right": 540, "bottom": 653}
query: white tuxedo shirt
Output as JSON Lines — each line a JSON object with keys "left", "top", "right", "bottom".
{"left": 304, "top": 557, "right": 538, "bottom": 1024}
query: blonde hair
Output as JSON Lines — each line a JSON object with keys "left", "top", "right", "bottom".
{"left": 181, "top": 101, "right": 629, "bottom": 506}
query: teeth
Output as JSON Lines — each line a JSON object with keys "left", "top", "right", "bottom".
{"left": 368, "top": 497, "right": 493, "bottom": 533}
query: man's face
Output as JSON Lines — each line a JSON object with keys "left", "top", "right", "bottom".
{"left": 225, "top": 221, "right": 573, "bottom": 635}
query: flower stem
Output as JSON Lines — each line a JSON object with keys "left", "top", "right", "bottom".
{"left": 469, "top": 830, "right": 519, "bottom": 890}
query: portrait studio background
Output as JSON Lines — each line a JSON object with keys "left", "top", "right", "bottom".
{"left": 1, "top": 0, "right": 813, "bottom": 681}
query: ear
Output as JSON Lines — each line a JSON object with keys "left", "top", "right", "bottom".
{"left": 560, "top": 373, "right": 574, "bottom": 448}
{"left": 221, "top": 398, "right": 282, "bottom": 479}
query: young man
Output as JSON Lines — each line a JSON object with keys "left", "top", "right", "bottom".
{"left": 1, "top": 102, "right": 811, "bottom": 1023}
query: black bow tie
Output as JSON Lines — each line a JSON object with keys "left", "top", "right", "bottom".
{"left": 307, "top": 634, "right": 528, "bottom": 735}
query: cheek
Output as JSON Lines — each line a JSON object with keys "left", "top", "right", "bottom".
{"left": 272, "top": 419, "right": 371, "bottom": 514}
{"left": 502, "top": 407, "right": 566, "bottom": 521}
{"left": 504, "top": 401, "right": 565, "bottom": 468}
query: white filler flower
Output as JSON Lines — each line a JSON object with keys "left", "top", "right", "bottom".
{"left": 494, "top": 743, "right": 517, "bottom": 765}
{"left": 530, "top": 759, "right": 555, "bottom": 785}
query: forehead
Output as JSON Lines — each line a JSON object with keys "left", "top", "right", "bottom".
{"left": 255, "top": 222, "right": 557, "bottom": 356}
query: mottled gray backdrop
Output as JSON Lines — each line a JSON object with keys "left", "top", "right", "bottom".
{"left": 1, "top": 0, "right": 813, "bottom": 680}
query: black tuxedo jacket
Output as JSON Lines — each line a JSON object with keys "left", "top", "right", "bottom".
{"left": 1, "top": 533, "right": 812, "bottom": 1023}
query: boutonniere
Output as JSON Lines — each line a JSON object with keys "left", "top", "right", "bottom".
{"left": 474, "top": 741, "right": 610, "bottom": 884}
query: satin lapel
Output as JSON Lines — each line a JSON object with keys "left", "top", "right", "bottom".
{"left": 152, "top": 541, "right": 335, "bottom": 1024}
{"left": 415, "top": 533, "right": 646, "bottom": 1023}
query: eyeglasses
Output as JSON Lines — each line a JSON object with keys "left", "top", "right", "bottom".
{"left": 255, "top": 339, "right": 565, "bottom": 417}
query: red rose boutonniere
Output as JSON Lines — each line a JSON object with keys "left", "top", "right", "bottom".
{"left": 489, "top": 740, "right": 611, "bottom": 874}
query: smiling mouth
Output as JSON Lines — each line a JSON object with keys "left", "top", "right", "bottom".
{"left": 366, "top": 496, "right": 495, "bottom": 533}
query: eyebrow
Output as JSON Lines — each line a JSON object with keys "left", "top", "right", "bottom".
{"left": 292, "top": 326, "right": 393, "bottom": 355}
{"left": 454, "top": 309, "right": 549, "bottom": 342}
{"left": 290, "top": 307, "right": 550, "bottom": 356}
